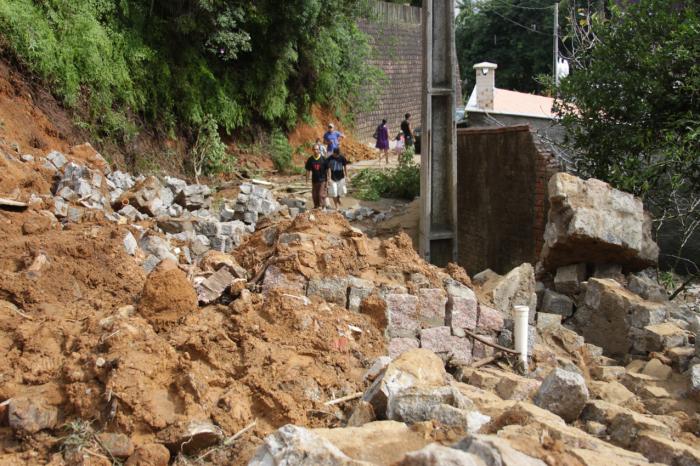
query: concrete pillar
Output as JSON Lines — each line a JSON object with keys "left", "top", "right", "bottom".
{"left": 419, "top": 0, "right": 458, "bottom": 266}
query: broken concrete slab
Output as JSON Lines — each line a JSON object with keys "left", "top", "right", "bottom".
{"left": 541, "top": 173, "right": 659, "bottom": 272}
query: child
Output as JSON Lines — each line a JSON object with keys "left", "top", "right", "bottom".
{"left": 326, "top": 148, "right": 348, "bottom": 210}
{"left": 313, "top": 137, "right": 327, "bottom": 159}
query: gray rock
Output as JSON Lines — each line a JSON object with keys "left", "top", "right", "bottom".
{"left": 534, "top": 368, "right": 589, "bottom": 422}
{"left": 164, "top": 176, "right": 187, "bottom": 194}
{"left": 541, "top": 289, "right": 574, "bottom": 318}
{"left": 690, "top": 365, "right": 700, "bottom": 401}
{"left": 20, "top": 154, "right": 34, "bottom": 163}
{"left": 386, "top": 385, "right": 474, "bottom": 424}
{"left": 46, "top": 150, "right": 67, "bottom": 169}
{"left": 210, "top": 235, "right": 233, "bottom": 253}
{"left": 123, "top": 232, "right": 138, "bottom": 256}
{"left": 118, "top": 204, "right": 140, "bottom": 221}
{"left": 249, "top": 424, "right": 368, "bottom": 466}
{"left": 190, "top": 235, "right": 211, "bottom": 256}
{"left": 53, "top": 197, "right": 68, "bottom": 217}
{"left": 541, "top": 173, "right": 658, "bottom": 271}
{"left": 627, "top": 271, "right": 668, "bottom": 302}
{"left": 454, "top": 434, "right": 547, "bottom": 466}
{"left": 197, "top": 268, "right": 235, "bottom": 304}
{"left": 488, "top": 263, "right": 537, "bottom": 323}
{"left": 8, "top": 398, "right": 58, "bottom": 434}
{"left": 139, "top": 235, "right": 177, "bottom": 262}
{"left": 398, "top": 444, "right": 487, "bottom": 466}
{"left": 66, "top": 206, "right": 83, "bottom": 223}
{"left": 142, "top": 255, "right": 161, "bottom": 273}
{"left": 536, "top": 313, "right": 562, "bottom": 330}
{"left": 554, "top": 263, "right": 587, "bottom": 296}
{"left": 307, "top": 276, "right": 349, "bottom": 307}
{"left": 347, "top": 277, "right": 374, "bottom": 312}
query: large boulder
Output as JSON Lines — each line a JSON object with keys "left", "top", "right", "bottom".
{"left": 541, "top": 173, "right": 658, "bottom": 272}
{"left": 362, "top": 349, "right": 447, "bottom": 418}
{"left": 533, "top": 368, "right": 589, "bottom": 423}
{"left": 574, "top": 278, "right": 667, "bottom": 358}
{"left": 482, "top": 263, "right": 537, "bottom": 322}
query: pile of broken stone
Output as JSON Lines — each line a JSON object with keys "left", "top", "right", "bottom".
{"left": 250, "top": 173, "right": 700, "bottom": 466}
{"left": 36, "top": 148, "right": 288, "bottom": 273}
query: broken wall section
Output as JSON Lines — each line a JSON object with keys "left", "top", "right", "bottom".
{"left": 456, "top": 125, "right": 561, "bottom": 275}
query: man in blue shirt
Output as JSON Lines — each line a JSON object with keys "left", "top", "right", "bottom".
{"left": 323, "top": 123, "right": 344, "bottom": 154}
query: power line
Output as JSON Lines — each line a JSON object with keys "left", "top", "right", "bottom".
{"left": 487, "top": 8, "right": 551, "bottom": 35}
{"left": 489, "top": 0, "right": 554, "bottom": 10}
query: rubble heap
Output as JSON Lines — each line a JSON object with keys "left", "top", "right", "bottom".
{"left": 0, "top": 145, "right": 699, "bottom": 466}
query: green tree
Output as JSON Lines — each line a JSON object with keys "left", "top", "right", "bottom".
{"left": 456, "top": 0, "right": 557, "bottom": 94}
{"left": 557, "top": 0, "right": 700, "bottom": 273}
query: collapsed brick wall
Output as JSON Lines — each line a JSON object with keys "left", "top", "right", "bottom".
{"left": 356, "top": 2, "right": 422, "bottom": 142}
{"left": 456, "top": 125, "right": 561, "bottom": 275}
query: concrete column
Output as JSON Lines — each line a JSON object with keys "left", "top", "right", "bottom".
{"left": 419, "top": 0, "right": 458, "bottom": 266}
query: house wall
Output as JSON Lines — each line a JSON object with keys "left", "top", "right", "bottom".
{"left": 466, "top": 112, "right": 566, "bottom": 144}
{"left": 356, "top": 2, "right": 423, "bottom": 143}
{"left": 456, "top": 125, "right": 561, "bottom": 274}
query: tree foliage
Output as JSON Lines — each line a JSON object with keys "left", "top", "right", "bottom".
{"left": 0, "top": 0, "right": 380, "bottom": 148}
{"left": 456, "top": 0, "right": 557, "bottom": 94}
{"left": 557, "top": 0, "right": 700, "bottom": 270}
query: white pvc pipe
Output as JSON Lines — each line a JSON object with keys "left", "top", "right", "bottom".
{"left": 513, "top": 305, "right": 530, "bottom": 370}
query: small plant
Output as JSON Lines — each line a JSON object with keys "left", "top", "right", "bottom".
{"left": 270, "top": 129, "right": 300, "bottom": 174}
{"left": 351, "top": 148, "right": 420, "bottom": 201}
{"left": 190, "top": 114, "right": 236, "bottom": 182}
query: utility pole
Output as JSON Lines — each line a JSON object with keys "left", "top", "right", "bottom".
{"left": 553, "top": 1, "right": 559, "bottom": 86}
{"left": 420, "top": 0, "right": 458, "bottom": 266}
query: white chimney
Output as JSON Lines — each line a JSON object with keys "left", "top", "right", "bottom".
{"left": 473, "top": 62, "right": 498, "bottom": 111}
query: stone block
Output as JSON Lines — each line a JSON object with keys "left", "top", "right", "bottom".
{"left": 637, "top": 323, "right": 686, "bottom": 353}
{"left": 472, "top": 336, "right": 497, "bottom": 360}
{"left": 197, "top": 268, "right": 235, "bottom": 304}
{"left": 477, "top": 305, "right": 505, "bottom": 333}
{"left": 641, "top": 358, "right": 672, "bottom": 380}
{"left": 608, "top": 411, "right": 671, "bottom": 448}
{"left": 589, "top": 381, "right": 635, "bottom": 405}
{"left": 347, "top": 277, "right": 374, "bottom": 312}
{"left": 554, "top": 263, "right": 586, "bottom": 296}
{"left": 416, "top": 288, "right": 446, "bottom": 328}
{"left": 53, "top": 197, "right": 68, "bottom": 217}
{"left": 419, "top": 326, "right": 452, "bottom": 354}
{"left": 627, "top": 272, "right": 668, "bottom": 302}
{"left": 689, "top": 364, "right": 700, "bottom": 401}
{"left": 446, "top": 290, "right": 477, "bottom": 332}
{"left": 447, "top": 336, "right": 472, "bottom": 366}
{"left": 635, "top": 431, "right": 700, "bottom": 466}
{"left": 210, "top": 235, "right": 233, "bottom": 253}
{"left": 495, "top": 372, "right": 541, "bottom": 401}
{"left": 386, "top": 294, "right": 419, "bottom": 338}
{"left": 261, "top": 265, "right": 307, "bottom": 295}
{"left": 486, "top": 263, "right": 537, "bottom": 322}
{"left": 190, "top": 235, "right": 211, "bottom": 256}
{"left": 629, "top": 302, "right": 667, "bottom": 329}
{"left": 534, "top": 368, "right": 589, "bottom": 422}
{"left": 590, "top": 365, "right": 626, "bottom": 382}
{"left": 306, "top": 277, "right": 349, "bottom": 307}
{"left": 541, "top": 289, "right": 574, "bottom": 317}
{"left": 388, "top": 338, "right": 419, "bottom": 359}
{"left": 541, "top": 173, "right": 658, "bottom": 271}
{"left": 46, "top": 150, "right": 67, "bottom": 169}
{"left": 666, "top": 346, "right": 695, "bottom": 372}
{"left": 536, "top": 312, "right": 562, "bottom": 330}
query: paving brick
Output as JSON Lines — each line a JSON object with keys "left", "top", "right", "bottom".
{"left": 417, "top": 288, "right": 447, "bottom": 328}
{"left": 477, "top": 305, "right": 504, "bottom": 333}
{"left": 386, "top": 293, "right": 419, "bottom": 337}
{"left": 446, "top": 293, "right": 477, "bottom": 331}
{"left": 388, "top": 338, "right": 419, "bottom": 359}
{"left": 419, "top": 326, "right": 452, "bottom": 354}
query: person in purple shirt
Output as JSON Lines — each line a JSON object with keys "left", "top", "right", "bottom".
{"left": 323, "top": 123, "right": 344, "bottom": 153}
{"left": 374, "top": 119, "right": 390, "bottom": 164}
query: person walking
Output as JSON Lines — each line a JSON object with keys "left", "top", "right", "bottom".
{"left": 313, "top": 137, "right": 327, "bottom": 159}
{"left": 305, "top": 150, "right": 328, "bottom": 209}
{"left": 400, "top": 113, "right": 413, "bottom": 148}
{"left": 326, "top": 148, "right": 348, "bottom": 210}
{"left": 323, "top": 123, "right": 344, "bottom": 155}
{"left": 374, "top": 119, "right": 390, "bottom": 164}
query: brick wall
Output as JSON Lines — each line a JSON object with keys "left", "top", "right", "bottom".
{"left": 356, "top": 2, "right": 422, "bottom": 142}
{"left": 456, "top": 125, "right": 561, "bottom": 275}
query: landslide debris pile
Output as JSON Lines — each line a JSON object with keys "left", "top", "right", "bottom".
{"left": 0, "top": 146, "right": 699, "bottom": 466}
